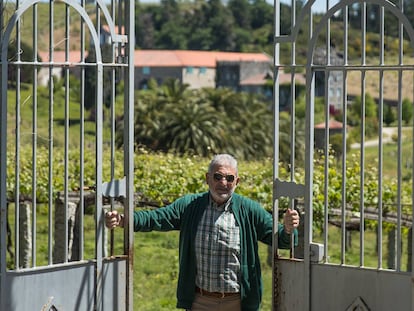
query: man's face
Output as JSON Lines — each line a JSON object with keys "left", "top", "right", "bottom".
{"left": 206, "top": 164, "right": 239, "bottom": 204}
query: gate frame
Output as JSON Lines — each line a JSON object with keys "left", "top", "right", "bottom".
{"left": 0, "top": 0, "right": 135, "bottom": 309}
{"left": 273, "top": 0, "right": 414, "bottom": 309}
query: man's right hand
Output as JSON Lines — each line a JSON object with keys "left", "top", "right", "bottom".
{"left": 105, "top": 210, "right": 124, "bottom": 229}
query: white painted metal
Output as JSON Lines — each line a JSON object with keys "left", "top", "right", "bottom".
{"left": 273, "top": 0, "right": 414, "bottom": 310}
{"left": 0, "top": 0, "right": 134, "bottom": 309}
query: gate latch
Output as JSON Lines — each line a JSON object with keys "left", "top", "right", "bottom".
{"left": 310, "top": 242, "right": 324, "bottom": 263}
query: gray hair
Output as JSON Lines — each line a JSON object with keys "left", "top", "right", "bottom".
{"left": 208, "top": 154, "right": 238, "bottom": 175}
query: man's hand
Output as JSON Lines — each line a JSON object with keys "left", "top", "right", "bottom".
{"left": 283, "top": 209, "right": 300, "bottom": 234}
{"left": 105, "top": 210, "right": 124, "bottom": 229}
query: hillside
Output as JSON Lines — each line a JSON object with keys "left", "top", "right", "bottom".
{"left": 3, "top": 2, "right": 414, "bottom": 102}
{"left": 347, "top": 69, "right": 414, "bottom": 102}
{"left": 3, "top": 2, "right": 94, "bottom": 52}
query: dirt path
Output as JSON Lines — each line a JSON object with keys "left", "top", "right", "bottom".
{"left": 351, "top": 127, "right": 397, "bottom": 149}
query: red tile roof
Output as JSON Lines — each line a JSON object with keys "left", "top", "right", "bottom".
{"left": 278, "top": 72, "right": 306, "bottom": 85}
{"left": 134, "top": 50, "right": 271, "bottom": 67}
{"left": 36, "top": 49, "right": 272, "bottom": 68}
{"left": 38, "top": 50, "right": 87, "bottom": 63}
{"left": 240, "top": 73, "right": 269, "bottom": 85}
{"left": 315, "top": 119, "right": 344, "bottom": 129}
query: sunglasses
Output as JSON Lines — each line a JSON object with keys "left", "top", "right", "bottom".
{"left": 213, "top": 172, "right": 236, "bottom": 183}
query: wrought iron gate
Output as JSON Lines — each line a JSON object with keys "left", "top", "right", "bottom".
{"left": 273, "top": 0, "right": 414, "bottom": 310}
{"left": 0, "top": 0, "right": 135, "bottom": 309}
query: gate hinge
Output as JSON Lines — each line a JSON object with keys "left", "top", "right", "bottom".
{"left": 274, "top": 178, "right": 305, "bottom": 199}
{"left": 102, "top": 176, "right": 126, "bottom": 198}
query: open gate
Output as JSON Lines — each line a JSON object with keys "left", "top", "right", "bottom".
{"left": 273, "top": 0, "right": 414, "bottom": 310}
{"left": 0, "top": 0, "right": 135, "bottom": 310}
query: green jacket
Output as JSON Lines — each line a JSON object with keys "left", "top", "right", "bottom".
{"left": 133, "top": 192, "right": 296, "bottom": 311}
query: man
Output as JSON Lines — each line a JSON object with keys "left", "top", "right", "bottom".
{"left": 105, "top": 154, "right": 299, "bottom": 311}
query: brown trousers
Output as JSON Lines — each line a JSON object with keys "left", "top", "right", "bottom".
{"left": 188, "top": 292, "right": 241, "bottom": 311}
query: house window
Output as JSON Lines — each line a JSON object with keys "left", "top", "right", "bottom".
{"left": 142, "top": 67, "right": 150, "bottom": 75}
{"left": 199, "top": 67, "right": 206, "bottom": 74}
{"left": 186, "top": 66, "right": 193, "bottom": 74}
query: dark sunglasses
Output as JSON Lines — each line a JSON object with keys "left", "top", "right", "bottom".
{"left": 213, "top": 173, "right": 235, "bottom": 183}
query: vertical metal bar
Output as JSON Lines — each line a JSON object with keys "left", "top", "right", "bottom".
{"left": 303, "top": 7, "right": 314, "bottom": 310}
{"left": 322, "top": 0, "right": 330, "bottom": 264}
{"left": 304, "top": 67, "right": 314, "bottom": 311}
{"left": 95, "top": 5, "right": 104, "bottom": 308}
{"left": 396, "top": 0, "right": 404, "bottom": 272}
{"left": 323, "top": 69, "right": 329, "bottom": 261}
{"left": 272, "top": 0, "right": 280, "bottom": 309}
{"left": 14, "top": 0, "right": 21, "bottom": 270}
{"left": 1, "top": 1, "right": 9, "bottom": 308}
{"left": 288, "top": 0, "right": 296, "bottom": 258}
{"left": 359, "top": 2, "right": 367, "bottom": 268}
{"left": 32, "top": 2, "right": 38, "bottom": 267}
{"left": 396, "top": 72, "right": 402, "bottom": 272}
{"left": 341, "top": 4, "right": 349, "bottom": 266}
{"left": 79, "top": 0, "right": 86, "bottom": 261}
{"left": 377, "top": 6, "right": 385, "bottom": 270}
{"left": 48, "top": 0, "right": 55, "bottom": 266}
{"left": 95, "top": 63, "right": 104, "bottom": 311}
{"left": 63, "top": 2, "right": 70, "bottom": 263}
{"left": 125, "top": 0, "right": 135, "bottom": 308}
{"left": 109, "top": 0, "right": 116, "bottom": 257}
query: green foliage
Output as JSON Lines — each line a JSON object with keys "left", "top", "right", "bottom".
{"left": 117, "top": 81, "right": 275, "bottom": 161}
{"left": 7, "top": 40, "right": 38, "bottom": 86}
{"left": 329, "top": 133, "right": 349, "bottom": 159}
{"left": 384, "top": 104, "right": 396, "bottom": 126}
{"left": 402, "top": 98, "right": 413, "bottom": 125}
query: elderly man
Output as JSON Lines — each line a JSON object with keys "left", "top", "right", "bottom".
{"left": 105, "top": 154, "right": 299, "bottom": 311}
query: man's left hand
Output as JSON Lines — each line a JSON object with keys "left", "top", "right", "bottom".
{"left": 283, "top": 209, "right": 300, "bottom": 234}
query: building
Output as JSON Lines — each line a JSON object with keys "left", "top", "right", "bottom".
{"left": 36, "top": 49, "right": 273, "bottom": 96}
{"left": 134, "top": 50, "right": 272, "bottom": 93}
{"left": 216, "top": 60, "right": 273, "bottom": 98}
{"left": 314, "top": 119, "right": 346, "bottom": 150}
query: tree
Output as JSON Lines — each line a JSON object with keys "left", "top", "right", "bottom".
{"left": 84, "top": 44, "right": 117, "bottom": 112}
{"left": 204, "top": 0, "right": 236, "bottom": 51}
{"left": 228, "top": 0, "right": 251, "bottom": 29}
{"left": 401, "top": 98, "right": 413, "bottom": 125}
{"left": 384, "top": 104, "right": 396, "bottom": 126}
{"left": 7, "top": 41, "right": 38, "bottom": 86}
{"left": 158, "top": 98, "right": 226, "bottom": 156}
{"left": 135, "top": 11, "right": 156, "bottom": 49}
{"left": 250, "top": 0, "right": 273, "bottom": 29}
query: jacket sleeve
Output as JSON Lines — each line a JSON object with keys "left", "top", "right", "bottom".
{"left": 254, "top": 204, "right": 298, "bottom": 249}
{"left": 278, "top": 222, "right": 298, "bottom": 249}
{"left": 133, "top": 196, "right": 189, "bottom": 231}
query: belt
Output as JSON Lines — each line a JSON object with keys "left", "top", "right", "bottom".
{"left": 195, "top": 286, "right": 240, "bottom": 299}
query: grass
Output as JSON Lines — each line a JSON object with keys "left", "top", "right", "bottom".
{"left": 7, "top": 199, "right": 410, "bottom": 310}
{"left": 350, "top": 126, "right": 413, "bottom": 179}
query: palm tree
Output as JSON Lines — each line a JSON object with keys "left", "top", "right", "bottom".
{"left": 158, "top": 92, "right": 226, "bottom": 156}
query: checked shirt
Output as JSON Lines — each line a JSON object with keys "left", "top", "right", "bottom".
{"left": 194, "top": 197, "right": 241, "bottom": 293}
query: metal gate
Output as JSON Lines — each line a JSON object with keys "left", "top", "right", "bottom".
{"left": 273, "top": 0, "right": 414, "bottom": 310}
{"left": 0, "top": 0, "right": 135, "bottom": 309}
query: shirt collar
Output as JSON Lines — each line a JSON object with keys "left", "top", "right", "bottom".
{"left": 209, "top": 194, "right": 232, "bottom": 212}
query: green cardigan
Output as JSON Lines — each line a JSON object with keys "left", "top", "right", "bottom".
{"left": 133, "top": 192, "right": 296, "bottom": 311}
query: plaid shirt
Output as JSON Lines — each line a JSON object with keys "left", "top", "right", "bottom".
{"left": 194, "top": 197, "right": 241, "bottom": 293}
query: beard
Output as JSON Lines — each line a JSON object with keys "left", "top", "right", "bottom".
{"left": 210, "top": 187, "right": 234, "bottom": 204}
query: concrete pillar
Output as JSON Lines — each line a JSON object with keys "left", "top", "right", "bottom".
{"left": 54, "top": 199, "right": 78, "bottom": 263}
{"left": 18, "top": 202, "right": 32, "bottom": 268}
